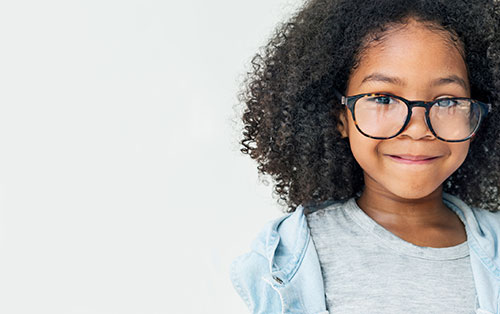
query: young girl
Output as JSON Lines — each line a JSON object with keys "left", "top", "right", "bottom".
{"left": 230, "top": 0, "right": 500, "bottom": 313}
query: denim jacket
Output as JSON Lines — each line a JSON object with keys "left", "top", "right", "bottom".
{"left": 229, "top": 193, "right": 500, "bottom": 314}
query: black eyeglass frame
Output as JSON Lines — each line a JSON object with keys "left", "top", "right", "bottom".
{"left": 335, "top": 91, "right": 491, "bottom": 142}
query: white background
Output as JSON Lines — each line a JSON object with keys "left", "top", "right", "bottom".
{"left": 0, "top": 0, "right": 304, "bottom": 313}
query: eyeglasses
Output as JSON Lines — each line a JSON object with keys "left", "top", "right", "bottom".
{"left": 336, "top": 91, "right": 491, "bottom": 142}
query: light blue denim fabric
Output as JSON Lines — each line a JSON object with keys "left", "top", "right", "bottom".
{"left": 229, "top": 193, "right": 500, "bottom": 314}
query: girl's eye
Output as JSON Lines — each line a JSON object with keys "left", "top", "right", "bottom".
{"left": 366, "top": 96, "right": 396, "bottom": 105}
{"left": 436, "top": 98, "right": 459, "bottom": 107}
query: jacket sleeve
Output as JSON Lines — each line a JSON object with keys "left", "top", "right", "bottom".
{"left": 229, "top": 250, "right": 283, "bottom": 314}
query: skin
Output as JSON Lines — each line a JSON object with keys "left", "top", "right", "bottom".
{"left": 338, "top": 20, "right": 470, "bottom": 248}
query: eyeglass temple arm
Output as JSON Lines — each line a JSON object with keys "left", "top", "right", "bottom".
{"left": 333, "top": 87, "right": 347, "bottom": 105}
{"left": 481, "top": 96, "right": 492, "bottom": 116}
{"left": 486, "top": 101, "right": 492, "bottom": 113}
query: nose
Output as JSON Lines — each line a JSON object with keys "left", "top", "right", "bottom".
{"left": 399, "top": 106, "right": 435, "bottom": 140}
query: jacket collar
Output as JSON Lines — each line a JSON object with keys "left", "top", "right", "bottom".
{"left": 251, "top": 204, "right": 309, "bottom": 282}
{"left": 443, "top": 193, "right": 500, "bottom": 276}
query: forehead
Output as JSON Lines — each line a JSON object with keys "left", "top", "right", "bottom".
{"left": 348, "top": 21, "right": 469, "bottom": 92}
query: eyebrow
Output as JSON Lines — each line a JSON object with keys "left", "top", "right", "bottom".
{"left": 360, "top": 73, "right": 406, "bottom": 87}
{"left": 430, "top": 75, "right": 468, "bottom": 91}
{"left": 359, "top": 72, "right": 469, "bottom": 91}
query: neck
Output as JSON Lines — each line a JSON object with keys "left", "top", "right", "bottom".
{"left": 357, "top": 183, "right": 454, "bottom": 230}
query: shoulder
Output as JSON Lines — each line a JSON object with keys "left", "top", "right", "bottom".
{"left": 470, "top": 206, "right": 500, "bottom": 236}
{"left": 468, "top": 206, "right": 500, "bottom": 272}
{"left": 444, "top": 192, "right": 500, "bottom": 233}
{"left": 229, "top": 250, "right": 277, "bottom": 312}
{"left": 229, "top": 199, "right": 345, "bottom": 311}
{"left": 305, "top": 198, "right": 349, "bottom": 223}
{"left": 229, "top": 211, "right": 298, "bottom": 313}
{"left": 444, "top": 193, "right": 500, "bottom": 265}
{"left": 229, "top": 207, "right": 298, "bottom": 275}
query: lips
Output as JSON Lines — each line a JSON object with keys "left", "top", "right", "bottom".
{"left": 390, "top": 154, "right": 439, "bottom": 161}
{"left": 386, "top": 154, "right": 441, "bottom": 165}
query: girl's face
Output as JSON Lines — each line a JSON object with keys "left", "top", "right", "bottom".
{"left": 339, "top": 21, "right": 471, "bottom": 200}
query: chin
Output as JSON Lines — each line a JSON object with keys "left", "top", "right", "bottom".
{"left": 387, "top": 185, "right": 442, "bottom": 200}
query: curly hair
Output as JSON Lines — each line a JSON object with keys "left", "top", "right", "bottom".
{"left": 238, "top": 0, "right": 500, "bottom": 213}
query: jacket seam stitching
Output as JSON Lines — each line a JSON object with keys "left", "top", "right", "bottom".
{"left": 288, "top": 229, "right": 310, "bottom": 281}
{"left": 281, "top": 210, "right": 311, "bottom": 282}
{"left": 445, "top": 194, "right": 500, "bottom": 274}
{"left": 497, "top": 290, "right": 500, "bottom": 314}
{"left": 272, "top": 284, "right": 285, "bottom": 314}
{"left": 469, "top": 237, "right": 500, "bottom": 278}
{"left": 230, "top": 255, "right": 253, "bottom": 312}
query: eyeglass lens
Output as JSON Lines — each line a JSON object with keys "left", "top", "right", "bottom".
{"left": 353, "top": 95, "right": 481, "bottom": 141}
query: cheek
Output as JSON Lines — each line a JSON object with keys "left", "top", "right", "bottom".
{"left": 347, "top": 128, "right": 380, "bottom": 168}
{"left": 345, "top": 114, "right": 379, "bottom": 167}
{"left": 449, "top": 142, "right": 470, "bottom": 170}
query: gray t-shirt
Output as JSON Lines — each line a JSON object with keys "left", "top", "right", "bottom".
{"left": 306, "top": 197, "right": 477, "bottom": 313}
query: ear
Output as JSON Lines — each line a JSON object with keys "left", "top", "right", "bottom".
{"left": 337, "top": 109, "right": 349, "bottom": 138}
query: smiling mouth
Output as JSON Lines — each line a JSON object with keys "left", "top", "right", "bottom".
{"left": 387, "top": 154, "right": 440, "bottom": 164}
{"left": 391, "top": 154, "right": 439, "bottom": 160}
